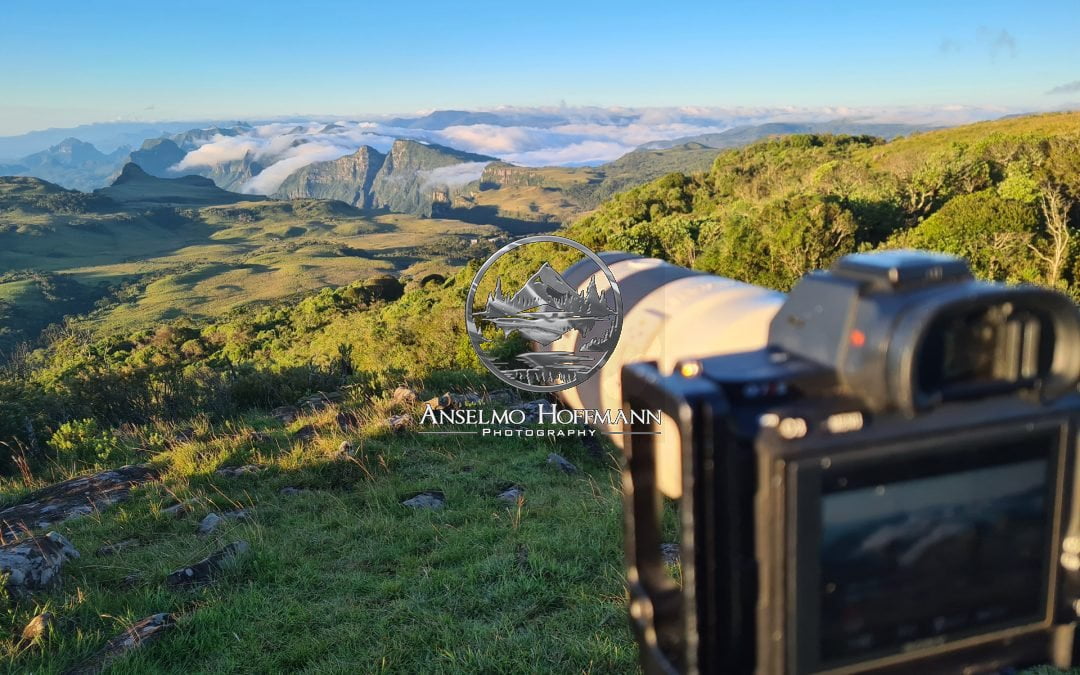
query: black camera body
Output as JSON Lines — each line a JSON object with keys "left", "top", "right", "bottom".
{"left": 621, "top": 251, "right": 1080, "bottom": 674}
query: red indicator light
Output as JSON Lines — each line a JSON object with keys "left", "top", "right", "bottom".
{"left": 849, "top": 330, "right": 866, "bottom": 347}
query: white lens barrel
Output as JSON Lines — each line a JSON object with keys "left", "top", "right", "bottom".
{"left": 548, "top": 254, "right": 785, "bottom": 497}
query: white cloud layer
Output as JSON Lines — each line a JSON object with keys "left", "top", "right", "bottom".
{"left": 166, "top": 104, "right": 1028, "bottom": 195}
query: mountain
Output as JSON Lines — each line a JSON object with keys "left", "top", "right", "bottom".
{"left": 514, "top": 262, "right": 582, "bottom": 310}
{"left": 0, "top": 120, "right": 232, "bottom": 159}
{"left": 0, "top": 138, "right": 131, "bottom": 191}
{"left": 480, "top": 263, "right": 616, "bottom": 346}
{"left": 369, "top": 140, "right": 496, "bottom": 216}
{"left": 436, "top": 142, "right": 726, "bottom": 230}
{"left": 639, "top": 120, "right": 934, "bottom": 150}
{"left": 95, "top": 163, "right": 263, "bottom": 207}
{"left": 271, "top": 141, "right": 497, "bottom": 215}
{"left": 126, "top": 138, "right": 187, "bottom": 177}
{"left": 382, "top": 109, "right": 566, "bottom": 130}
{"left": 169, "top": 124, "right": 252, "bottom": 151}
{"left": 0, "top": 175, "right": 116, "bottom": 213}
{"left": 99, "top": 124, "right": 262, "bottom": 192}
{"left": 274, "top": 146, "right": 386, "bottom": 207}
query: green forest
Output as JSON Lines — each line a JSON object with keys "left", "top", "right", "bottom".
{"left": 0, "top": 111, "right": 1078, "bottom": 672}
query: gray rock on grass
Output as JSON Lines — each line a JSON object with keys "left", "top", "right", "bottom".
{"left": 497, "top": 486, "right": 525, "bottom": 503}
{"left": 402, "top": 492, "right": 445, "bottom": 510}
{"left": 161, "top": 500, "right": 196, "bottom": 518}
{"left": 0, "top": 532, "right": 80, "bottom": 596}
{"left": 271, "top": 405, "right": 300, "bottom": 424}
{"left": 196, "top": 513, "right": 222, "bottom": 535}
{"left": 223, "top": 509, "right": 251, "bottom": 521}
{"left": 546, "top": 453, "right": 578, "bottom": 474}
{"left": 214, "top": 464, "right": 265, "bottom": 478}
{"left": 67, "top": 613, "right": 176, "bottom": 675}
{"left": 166, "top": 540, "right": 250, "bottom": 588}
{"left": 0, "top": 464, "right": 157, "bottom": 537}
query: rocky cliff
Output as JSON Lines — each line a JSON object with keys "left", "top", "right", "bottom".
{"left": 369, "top": 140, "right": 495, "bottom": 216}
{"left": 274, "top": 146, "right": 385, "bottom": 207}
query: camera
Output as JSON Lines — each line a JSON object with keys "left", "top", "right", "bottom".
{"left": 556, "top": 250, "right": 1080, "bottom": 674}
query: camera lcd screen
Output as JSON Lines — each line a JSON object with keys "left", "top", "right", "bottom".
{"left": 817, "top": 437, "right": 1053, "bottom": 665}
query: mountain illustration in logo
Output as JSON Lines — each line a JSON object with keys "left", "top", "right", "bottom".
{"left": 478, "top": 263, "right": 614, "bottom": 345}
{"left": 473, "top": 262, "right": 619, "bottom": 388}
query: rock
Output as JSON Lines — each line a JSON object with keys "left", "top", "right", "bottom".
{"left": 166, "top": 540, "right": 250, "bottom": 588}
{"left": 161, "top": 499, "right": 196, "bottom": 518}
{"left": 223, "top": 509, "right": 252, "bottom": 521}
{"left": 402, "top": 492, "right": 445, "bottom": 510}
{"left": 546, "top": 453, "right": 578, "bottom": 474}
{"left": 335, "top": 411, "right": 359, "bottom": 430}
{"left": 280, "top": 486, "right": 309, "bottom": 496}
{"left": 119, "top": 573, "right": 142, "bottom": 589}
{"left": 485, "top": 389, "right": 516, "bottom": 405}
{"left": 67, "top": 613, "right": 175, "bottom": 675}
{"left": 292, "top": 425, "right": 317, "bottom": 442}
{"left": 509, "top": 399, "right": 547, "bottom": 424}
{"left": 0, "top": 464, "right": 157, "bottom": 538}
{"left": 424, "top": 391, "right": 482, "bottom": 411}
{"left": 248, "top": 431, "right": 272, "bottom": 444}
{"left": 196, "top": 513, "right": 222, "bottom": 536}
{"left": 391, "top": 385, "right": 418, "bottom": 405}
{"left": 19, "top": 611, "right": 54, "bottom": 645}
{"left": 387, "top": 414, "right": 411, "bottom": 432}
{"left": 270, "top": 405, "right": 301, "bottom": 425}
{"left": 95, "top": 539, "right": 140, "bottom": 556}
{"left": 299, "top": 391, "right": 343, "bottom": 411}
{"left": 333, "top": 440, "right": 355, "bottom": 460}
{"left": 214, "top": 464, "right": 265, "bottom": 478}
{"left": 661, "top": 543, "right": 680, "bottom": 566}
{"left": 0, "top": 532, "right": 80, "bottom": 596}
{"left": 497, "top": 486, "right": 525, "bottom": 503}
{"left": 167, "top": 427, "right": 195, "bottom": 448}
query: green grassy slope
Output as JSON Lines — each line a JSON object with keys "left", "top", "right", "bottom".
{"left": 0, "top": 399, "right": 634, "bottom": 673}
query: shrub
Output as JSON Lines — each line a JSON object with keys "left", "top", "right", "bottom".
{"left": 48, "top": 419, "right": 122, "bottom": 468}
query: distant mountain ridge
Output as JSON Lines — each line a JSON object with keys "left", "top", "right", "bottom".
{"left": 639, "top": 120, "right": 936, "bottom": 150}
{"left": 95, "top": 163, "right": 264, "bottom": 207}
{"left": 0, "top": 138, "right": 131, "bottom": 191}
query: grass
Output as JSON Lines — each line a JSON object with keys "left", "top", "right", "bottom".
{"left": 0, "top": 391, "right": 637, "bottom": 673}
{"left": 0, "top": 198, "right": 502, "bottom": 347}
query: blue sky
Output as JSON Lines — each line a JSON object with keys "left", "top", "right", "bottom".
{"left": 0, "top": 0, "right": 1078, "bottom": 135}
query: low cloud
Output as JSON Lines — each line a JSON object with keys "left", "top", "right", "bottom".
{"left": 503, "top": 141, "right": 637, "bottom": 167}
{"left": 419, "top": 162, "right": 490, "bottom": 190}
{"left": 1047, "top": 80, "right": 1080, "bottom": 96}
{"left": 240, "top": 142, "right": 358, "bottom": 194}
{"left": 164, "top": 104, "right": 1032, "bottom": 195}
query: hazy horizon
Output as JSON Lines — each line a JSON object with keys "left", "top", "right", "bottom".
{"left": 3, "top": 0, "right": 1079, "bottom": 136}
